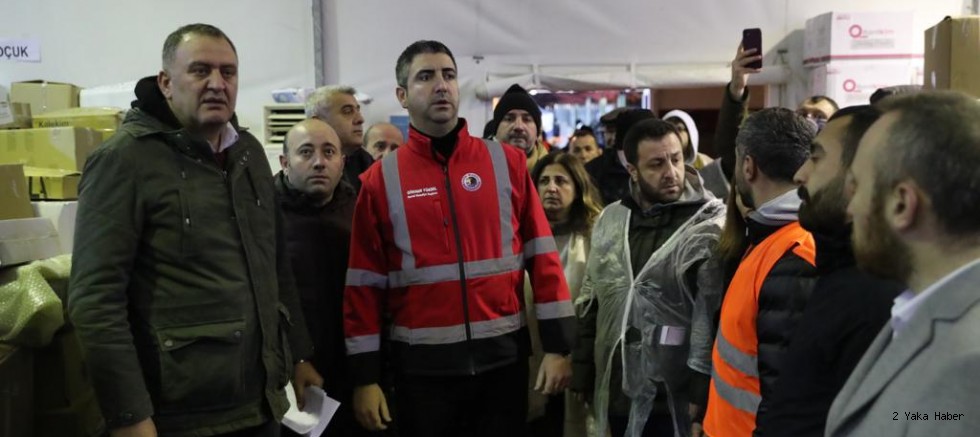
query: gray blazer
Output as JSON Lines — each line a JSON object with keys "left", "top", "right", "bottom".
{"left": 825, "top": 260, "right": 980, "bottom": 436}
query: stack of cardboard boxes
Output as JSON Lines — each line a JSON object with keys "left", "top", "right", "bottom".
{"left": 804, "top": 11, "right": 923, "bottom": 107}
{"left": 0, "top": 80, "right": 109, "bottom": 437}
{"left": 1, "top": 81, "right": 123, "bottom": 202}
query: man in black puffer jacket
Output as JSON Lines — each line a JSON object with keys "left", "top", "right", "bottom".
{"left": 703, "top": 108, "right": 818, "bottom": 437}
{"left": 755, "top": 106, "right": 903, "bottom": 437}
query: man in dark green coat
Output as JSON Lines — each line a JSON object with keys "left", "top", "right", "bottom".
{"left": 68, "top": 23, "right": 321, "bottom": 437}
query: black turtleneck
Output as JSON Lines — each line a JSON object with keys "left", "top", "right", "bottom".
{"left": 419, "top": 119, "right": 466, "bottom": 162}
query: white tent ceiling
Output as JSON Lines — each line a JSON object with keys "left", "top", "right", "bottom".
{"left": 320, "top": 0, "right": 965, "bottom": 132}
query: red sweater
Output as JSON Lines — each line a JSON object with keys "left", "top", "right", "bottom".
{"left": 344, "top": 121, "right": 575, "bottom": 384}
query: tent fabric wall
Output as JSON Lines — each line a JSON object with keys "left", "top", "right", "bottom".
{"left": 1, "top": 0, "right": 316, "bottom": 142}
{"left": 0, "top": 0, "right": 965, "bottom": 144}
{"left": 324, "top": 0, "right": 963, "bottom": 136}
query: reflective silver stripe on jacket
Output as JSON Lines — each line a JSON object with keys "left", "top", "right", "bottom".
{"left": 535, "top": 300, "right": 576, "bottom": 320}
{"left": 382, "top": 151, "right": 415, "bottom": 271}
{"left": 484, "top": 139, "right": 514, "bottom": 253}
{"left": 523, "top": 236, "right": 558, "bottom": 259}
{"left": 388, "top": 254, "right": 523, "bottom": 288}
{"left": 346, "top": 268, "right": 388, "bottom": 288}
{"left": 711, "top": 367, "right": 762, "bottom": 414}
{"left": 717, "top": 330, "right": 759, "bottom": 378}
{"left": 346, "top": 334, "right": 381, "bottom": 355}
{"left": 391, "top": 312, "right": 526, "bottom": 345}
{"left": 380, "top": 139, "right": 525, "bottom": 288}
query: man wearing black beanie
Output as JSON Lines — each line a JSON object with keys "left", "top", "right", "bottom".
{"left": 491, "top": 84, "right": 549, "bottom": 170}
{"left": 585, "top": 108, "right": 657, "bottom": 205}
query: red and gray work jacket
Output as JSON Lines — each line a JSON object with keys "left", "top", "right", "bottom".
{"left": 344, "top": 121, "right": 576, "bottom": 384}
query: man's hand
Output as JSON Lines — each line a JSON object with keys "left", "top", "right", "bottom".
{"left": 535, "top": 353, "right": 572, "bottom": 395}
{"left": 353, "top": 384, "right": 392, "bottom": 431}
{"left": 109, "top": 418, "right": 157, "bottom": 437}
{"left": 691, "top": 422, "right": 704, "bottom": 437}
{"left": 729, "top": 43, "right": 763, "bottom": 100}
{"left": 292, "top": 361, "right": 324, "bottom": 411}
{"left": 689, "top": 403, "right": 704, "bottom": 437}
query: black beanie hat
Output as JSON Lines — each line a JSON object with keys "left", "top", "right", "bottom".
{"left": 613, "top": 109, "right": 657, "bottom": 150}
{"left": 493, "top": 84, "right": 542, "bottom": 135}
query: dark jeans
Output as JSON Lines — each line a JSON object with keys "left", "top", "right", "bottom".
{"left": 528, "top": 392, "right": 565, "bottom": 437}
{"left": 394, "top": 360, "right": 528, "bottom": 437}
{"left": 609, "top": 413, "right": 675, "bottom": 437}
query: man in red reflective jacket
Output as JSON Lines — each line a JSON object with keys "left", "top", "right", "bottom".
{"left": 344, "top": 40, "right": 577, "bottom": 437}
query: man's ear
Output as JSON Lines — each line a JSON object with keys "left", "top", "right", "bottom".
{"left": 742, "top": 155, "right": 758, "bottom": 183}
{"left": 396, "top": 87, "right": 408, "bottom": 109}
{"left": 888, "top": 181, "right": 921, "bottom": 232}
{"left": 279, "top": 154, "right": 288, "bottom": 172}
{"left": 157, "top": 70, "right": 173, "bottom": 100}
{"left": 626, "top": 163, "right": 639, "bottom": 182}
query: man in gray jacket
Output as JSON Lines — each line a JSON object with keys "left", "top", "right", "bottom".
{"left": 825, "top": 91, "right": 980, "bottom": 436}
{"left": 69, "top": 23, "right": 321, "bottom": 437}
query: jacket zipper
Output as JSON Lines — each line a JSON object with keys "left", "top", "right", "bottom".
{"left": 443, "top": 164, "right": 476, "bottom": 374}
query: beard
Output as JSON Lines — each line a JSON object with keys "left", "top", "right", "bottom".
{"left": 798, "top": 176, "right": 849, "bottom": 236}
{"left": 636, "top": 176, "right": 682, "bottom": 205}
{"left": 852, "top": 190, "right": 913, "bottom": 284}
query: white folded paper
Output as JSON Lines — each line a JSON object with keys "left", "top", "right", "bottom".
{"left": 282, "top": 382, "right": 341, "bottom": 437}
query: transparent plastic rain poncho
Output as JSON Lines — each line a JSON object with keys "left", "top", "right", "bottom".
{"left": 576, "top": 198, "right": 726, "bottom": 437}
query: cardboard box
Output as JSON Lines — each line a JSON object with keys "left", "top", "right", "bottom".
{"left": 32, "top": 107, "right": 123, "bottom": 131}
{"left": 32, "top": 201, "right": 77, "bottom": 254}
{"left": 810, "top": 60, "right": 922, "bottom": 107}
{"left": 24, "top": 167, "right": 80, "bottom": 200}
{"left": 804, "top": 11, "right": 918, "bottom": 66}
{"left": 9, "top": 81, "right": 81, "bottom": 115}
{"left": 0, "top": 217, "right": 62, "bottom": 268}
{"left": 1, "top": 85, "right": 33, "bottom": 129}
{"left": 0, "top": 127, "right": 100, "bottom": 172}
{"left": 0, "top": 164, "right": 34, "bottom": 220}
{"left": 924, "top": 16, "right": 980, "bottom": 98}
{"left": 0, "top": 103, "right": 33, "bottom": 129}
{"left": 0, "top": 345, "right": 34, "bottom": 437}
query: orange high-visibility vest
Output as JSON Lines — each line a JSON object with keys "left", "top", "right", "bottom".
{"left": 703, "top": 221, "right": 815, "bottom": 437}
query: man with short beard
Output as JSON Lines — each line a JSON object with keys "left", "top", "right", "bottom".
{"left": 575, "top": 119, "right": 726, "bottom": 437}
{"left": 491, "top": 83, "right": 549, "bottom": 170}
{"left": 754, "top": 106, "right": 903, "bottom": 437}
{"left": 825, "top": 92, "right": 980, "bottom": 436}
{"left": 703, "top": 108, "right": 818, "bottom": 437}
{"left": 586, "top": 109, "right": 657, "bottom": 205}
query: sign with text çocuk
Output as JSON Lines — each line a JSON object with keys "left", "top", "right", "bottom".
{"left": 0, "top": 39, "right": 41, "bottom": 62}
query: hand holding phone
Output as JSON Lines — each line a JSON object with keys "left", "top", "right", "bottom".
{"left": 742, "top": 28, "right": 763, "bottom": 69}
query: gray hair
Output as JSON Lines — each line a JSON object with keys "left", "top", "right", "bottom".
{"left": 875, "top": 91, "right": 980, "bottom": 239}
{"left": 305, "top": 85, "right": 358, "bottom": 119}
{"left": 736, "top": 107, "right": 815, "bottom": 183}
{"left": 162, "top": 23, "right": 236, "bottom": 71}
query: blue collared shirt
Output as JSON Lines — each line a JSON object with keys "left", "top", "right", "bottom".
{"left": 217, "top": 122, "right": 240, "bottom": 153}
{"left": 890, "top": 258, "right": 980, "bottom": 338}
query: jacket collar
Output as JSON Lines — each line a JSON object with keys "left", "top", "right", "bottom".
{"left": 746, "top": 189, "right": 802, "bottom": 244}
{"left": 406, "top": 119, "right": 469, "bottom": 162}
{"left": 829, "top": 259, "right": 980, "bottom": 431}
{"left": 623, "top": 166, "right": 710, "bottom": 216}
{"left": 812, "top": 226, "right": 856, "bottom": 273}
{"left": 274, "top": 170, "right": 354, "bottom": 212}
